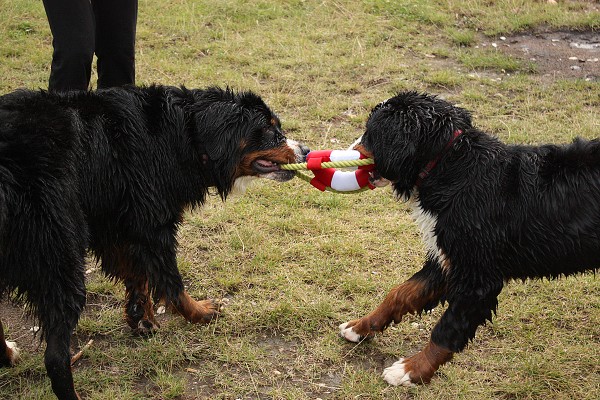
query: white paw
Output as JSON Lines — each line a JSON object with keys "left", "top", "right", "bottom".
{"left": 339, "top": 322, "right": 362, "bottom": 343}
{"left": 6, "top": 341, "right": 21, "bottom": 365}
{"left": 382, "top": 359, "right": 416, "bottom": 387}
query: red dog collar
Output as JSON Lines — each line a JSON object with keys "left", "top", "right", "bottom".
{"left": 415, "top": 130, "right": 463, "bottom": 188}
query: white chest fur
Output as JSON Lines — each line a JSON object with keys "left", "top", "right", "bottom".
{"left": 408, "top": 194, "right": 449, "bottom": 270}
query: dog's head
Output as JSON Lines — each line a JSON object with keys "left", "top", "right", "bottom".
{"left": 355, "top": 91, "right": 472, "bottom": 198}
{"left": 191, "top": 87, "right": 309, "bottom": 197}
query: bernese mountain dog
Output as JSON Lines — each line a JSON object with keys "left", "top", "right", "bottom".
{"left": 0, "top": 85, "right": 308, "bottom": 400}
{"left": 340, "top": 91, "right": 599, "bottom": 387}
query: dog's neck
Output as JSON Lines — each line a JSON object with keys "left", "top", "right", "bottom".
{"left": 415, "top": 130, "right": 463, "bottom": 188}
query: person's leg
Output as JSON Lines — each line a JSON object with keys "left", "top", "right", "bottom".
{"left": 42, "top": 0, "right": 95, "bottom": 91}
{"left": 92, "top": 0, "right": 138, "bottom": 88}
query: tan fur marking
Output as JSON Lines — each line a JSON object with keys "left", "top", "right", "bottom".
{"left": 173, "top": 291, "right": 219, "bottom": 324}
{"left": 344, "top": 279, "right": 445, "bottom": 338}
{"left": 0, "top": 319, "right": 18, "bottom": 366}
{"left": 353, "top": 143, "right": 373, "bottom": 158}
{"left": 236, "top": 145, "right": 296, "bottom": 178}
{"left": 401, "top": 341, "right": 453, "bottom": 384}
{"left": 124, "top": 280, "right": 159, "bottom": 332}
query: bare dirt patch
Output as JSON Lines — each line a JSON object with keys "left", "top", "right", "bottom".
{"left": 0, "top": 301, "right": 41, "bottom": 355}
{"left": 481, "top": 30, "right": 600, "bottom": 81}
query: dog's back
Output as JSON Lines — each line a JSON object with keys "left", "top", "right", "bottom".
{"left": 438, "top": 134, "right": 600, "bottom": 280}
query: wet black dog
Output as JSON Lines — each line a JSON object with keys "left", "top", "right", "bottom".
{"left": 0, "top": 85, "right": 308, "bottom": 399}
{"left": 341, "top": 91, "right": 599, "bottom": 386}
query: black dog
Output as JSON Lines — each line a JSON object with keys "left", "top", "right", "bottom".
{"left": 340, "top": 91, "right": 599, "bottom": 386}
{"left": 0, "top": 85, "right": 308, "bottom": 399}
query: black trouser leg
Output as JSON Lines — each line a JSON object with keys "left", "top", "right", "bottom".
{"left": 92, "top": 0, "right": 138, "bottom": 88}
{"left": 42, "top": 0, "right": 95, "bottom": 91}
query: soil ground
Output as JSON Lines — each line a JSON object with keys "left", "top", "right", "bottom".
{"left": 480, "top": 30, "right": 599, "bottom": 81}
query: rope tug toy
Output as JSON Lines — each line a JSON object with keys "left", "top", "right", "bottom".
{"left": 280, "top": 150, "right": 376, "bottom": 193}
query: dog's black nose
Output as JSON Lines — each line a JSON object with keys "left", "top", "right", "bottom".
{"left": 300, "top": 144, "right": 310, "bottom": 161}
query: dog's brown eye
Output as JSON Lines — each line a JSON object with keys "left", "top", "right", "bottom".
{"left": 271, "top": 117, "right": 281, "bottom": 127}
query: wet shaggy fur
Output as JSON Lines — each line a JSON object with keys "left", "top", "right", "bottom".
{"left": 343, "top": 91, "right": 600, "bottom": 385}
{"left": 0, "top": 85, "right": 306, "bottom": 399}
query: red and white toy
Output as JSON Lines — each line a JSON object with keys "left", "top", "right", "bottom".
{"left": 305, "top": 150, "right": 375, "bottom": 192}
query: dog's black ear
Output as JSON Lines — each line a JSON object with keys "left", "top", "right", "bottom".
{"left": 190, "top": 89, "right": 253, "bottom": 196}
{"left": 190, "top": 87, "right": 247, "bottom": 162}
{"left": 436, "top": 100, "right": 472, "bottom": 135}
{"left": 193, "top": 101, "right": 243, "bottom": 162}
{"left": 362, "top": 100, "right": 422, "bottom": 198}
{"left": 191, "top": 88, "right": 270, "bottom": 163}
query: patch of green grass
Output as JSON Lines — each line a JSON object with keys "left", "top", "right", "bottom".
{"left": 445, "top": 0, "right": 600, "bottom": 35}
{"left": 151, "top": 368, "right": 186, "bottom": 399}
{"left": 457, "top": 48, "right": 533, "bottom": 73}
{"left": 446, "top": 28, "right": 477, "bottom": 47}
{"left": 424, "top": 70, "right": 466, "bottom": 89}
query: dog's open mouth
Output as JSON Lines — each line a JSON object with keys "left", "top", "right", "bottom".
{"left": 369, "top": 170, "right": 390, "bottom": 187}
{"left": 244, "top": 141, "right": 308, "bottom": 182}
{"left": 252, "top": 159, "right": 296, "bottom": 182}
{"left": 252, "top": 159, "right": 282, "bottom": 173}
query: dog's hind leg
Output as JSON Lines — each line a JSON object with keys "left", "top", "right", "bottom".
{"left": 45, "top": 328, "right": 81, "bottom": 400}
{"left": 381, "top": 276, "right": 503, "bottom": 386}
{"left": 340, "top": 258, "right": 447, "bottom": 342}
{"left": 0, "top": 319, "right": 20, "bottom": 367}
{"left": 10, "top": 193, "right": 88, "bottom": 398}
{"left": 41, "top": 260, "right": 86, "bottom": 400}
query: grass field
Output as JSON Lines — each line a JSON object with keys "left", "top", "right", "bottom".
{"left": 1, "top": 0, "right": 599, "bottom": 399}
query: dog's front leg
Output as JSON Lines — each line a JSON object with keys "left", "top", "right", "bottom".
{"left": 381, "top": 339, "right": 453, "bottom": 386}
{"left": 124, "top": 277, "right": 159, "bottom": 335}
{"left": 124, "top": 242, "right": 219, "bottom": 325}
{"left": 340, "top": 258, "right": 446, "bottom": 341}
{"left": 381, "top": 276, "right": 503, "bottom": 386}
{"left": 170, "top": 291, "right": 220, "bottom": 324}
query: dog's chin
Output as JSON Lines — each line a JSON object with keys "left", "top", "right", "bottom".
{"left": 369, "top": 170, "right": 390, "bottom": 187}
{"left": 258, "top": 170, "right": 296, "bottom": 182}
{"left": 252, "top": 159, "right": 296, "bottom": 182}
